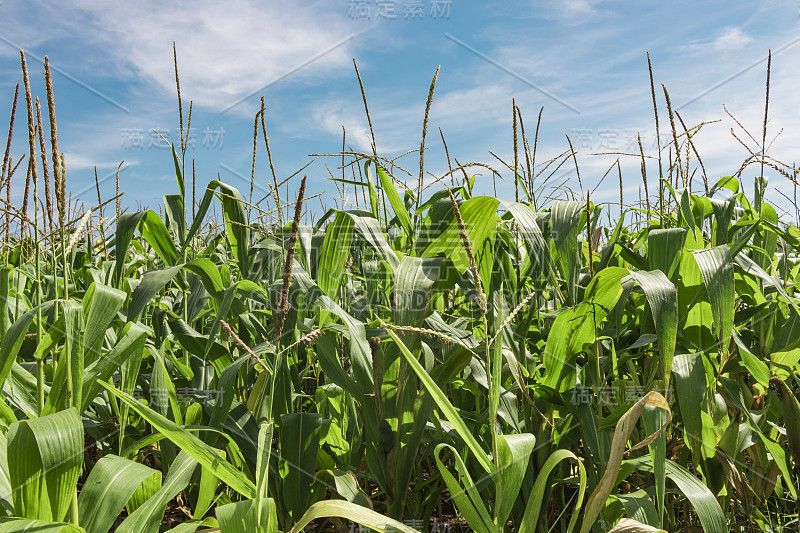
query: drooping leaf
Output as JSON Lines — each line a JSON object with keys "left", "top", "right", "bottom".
{"left": 518, "top": 448, "right": 587, "bottom": 533}
{"left": 100, "top": 380, "right": 257, "bottom": 499}
{"left": 626, "top": 456, "right": 727, "bottom": 533}
{"left": 580, "top": 392, "right": 671, "bottom": 533}
{"left": 493, "top": 433, "right": 536, "bottom": 528}
{"left": 0, "top": 518, "right": 84, "bottom": 532}
{"left": 433, "top": 444, "right": 493, "bottom": 533}
{"left": 7, "top": 408, "right": 83, "bottom": 522}
{"left": 77, "top": 455, "right": 161, "bottom": 533}
{"left": 628, "top": 270, "right": 677, "bottom": 384}
{"left": 692, "top": 245, "right": 734, "bottom": 357}
{"left": 289, "top": 500, "right": 419, "bottom": 533}
{"left": 115, "top": 452, "right": 198, "bottom": 533}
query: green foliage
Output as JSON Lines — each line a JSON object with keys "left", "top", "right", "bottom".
{"left": 1, "top": 56, "right": 799, "bottom": 533}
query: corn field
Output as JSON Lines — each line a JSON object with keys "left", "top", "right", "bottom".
{"left": 0, "top": 49, "right": 798, "bottom": 533}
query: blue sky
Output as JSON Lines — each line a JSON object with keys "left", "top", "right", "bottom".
{"left": 0, "top": 0, "right": 798, "bottom": 222}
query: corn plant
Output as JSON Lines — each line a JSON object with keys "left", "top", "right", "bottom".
{"left": 0, "top": 49, "right": 798, "bottom": 533}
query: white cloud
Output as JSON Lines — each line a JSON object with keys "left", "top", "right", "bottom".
{"left": 432, "top": 83, "right": 514, "bottom": 126}
{"left": 561, "top": 0, "right": 599, "bottom": 16}
{"left": 2, "top": 1, "right": 360, "bottom": 114}
{"left": 316, "top": 107, "right": 375, "bottom": 153}
{"left": 62, "top": 153, "right": 130, "bottom": 171}
{"left": 712, "top": 27, "right": 754, "bottom": 51}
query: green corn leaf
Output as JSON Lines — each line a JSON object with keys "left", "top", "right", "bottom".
{"left": 735, "top": 253, "right": 800, "bottom": 315}
{"left": 140, "top": 210, "right": 180, "bottom": 266}
{"left": 80, "top": 321, "right": 148, "bottom": 414}
{"left": 613, "top": 490, "right": 660, "bottom": 529}
{"left": 376, "top": 164, "right": 413, "bottom": 238}
{"left": 293, "top": 267, "right": 374, "bottom": 393}
{"left": 202, "top": 281, "right": 256, "bottom": 360}
{"left": 493, "top": 433, "right": 536, "bottom": 528}
{"left": 342, "top": 211, "right": 400, "bottom": 270}
{"left": 195, "top": 450, "right": 224, "bottom": 520}
{"left": 710, "top": 175, "right": 739, "bottom": 195}
{"left": 317, "top": 212, "right": 355, "bottom": 301}
{"left": 518, "top": 449, "right": 587, "bottom": 533}
{"left": 0, "top": 302, "right": 53, "bottom": 391}
{"left": 0, "top": 267, "right": 12, "bottom": 337}
{"left": 672, "top": 353, "right": 714, "bottom": 460}
{"left": 0, "top": 518, "right": 84, "bottom": 532}
{"left": 99, "top": 380, "right": 257, "bottom": 499}
{"left": 171, "top": 144, "right": 185, "bottom": 198}
{"left": 641, "top": 406, "right": 667, "bottom": 528}
{"left": 115, "top": 452, "right": 198, "bottom": 533}
{"left": 543, "top": 267, "right": 628, "bottom": 392}
{"left": 186, "top": 180, "right": 250, "bottom": 275}
{"left": 709, "top": 196, "right": 735, "bottom": 247}
{"left": 501, "top": 201, "right": 554, "bottom": 285}
{"left": 626, "top": 456, "right": 727, "bottom": 533}
{"left": 208, "top": 354, "right": 254, "bottom": 435}
{"left": 550, "top": 200, "right": 584, "bottom": 304}
{"left": 394, "top": 255, "right": 456, "bottom": 328}
{"left": 81, "top": 282, "right": 126, "bottom": 366}
{"left": 316, "top": 470, "right": 372, "bottom": 509}
{"left": 731, "top": 330, "right": 769, "bottom": 387}
{"left": 127, "top": 265, "right": 183, "bottom": 323}
{"left": 363, "top": 160, "right": 380, "bottom": 219}
{"left": 433, "top": 444, "right": 493, "bottom": 533}
{"left": 77, "top": 455, "right": 161, "bottom": 533}
{"left": 757, "top": 433, "right": 798, "bottom": 500}
{"left": 289, "top": 500, "right": 419, "bottom": 533}
{"left": 692, "top": 245, "right": 734, "bottom": 357}
{"left": 42, "top": 301, "right": 85, "bottom": 414}
{"left": 386, "top": 328, "right": 493, "bottom": 473}
{"left": 7, "top": 408, "right": 83, "bottom": 522}
{"left": 421, "top": 196, "right": 500, "bottom": 276}
{"left": 114, "top": 211, "right": 148, "bottom": 287}
{"left": 628, "top": 270, "right": 677, "bottom": 384}
{"left": 769, "top": 376, "right": 800, "bottom": 483}
{"left": 647, "top": 227, "right": 687, "bottom": 282}
{"left": 279, "top": 413, "right": 328, "bottom": 521}
{"left": 217, "top": 498, "right": 277, "bottom": 533}
{"left": 184, "top": 258, "right": 225, "bottom": 300}
{"left": 0, "top": 432, "right": 12, "bottom": 514}
{"left": 164, "top": 194, "right": 187, "bottom": 243}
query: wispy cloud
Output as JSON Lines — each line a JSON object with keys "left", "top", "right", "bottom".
{"left": 1, "top": 1, "right": 360, "bottom": 114}
{"left": 712, "top": 27, "right": 754, "bottom": 51}
{"left": 62, "top": 153, "right": 135, "bottom": 171}
{"left": 560, "top": 0, "right": 600, "bottom": 17}
{"left": 315, "top": 106, "right": 375, "bottom": 153}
